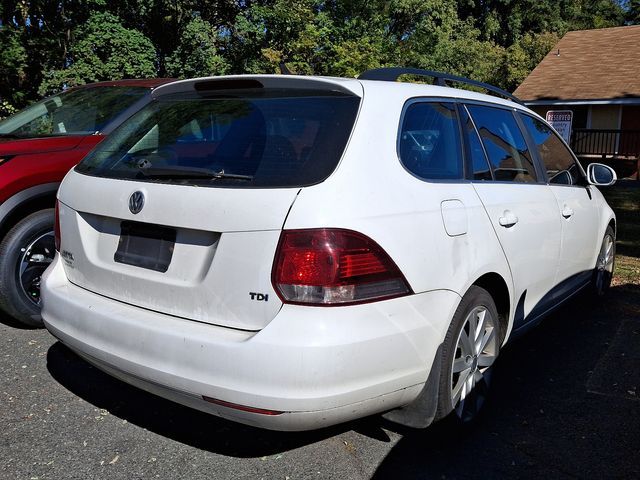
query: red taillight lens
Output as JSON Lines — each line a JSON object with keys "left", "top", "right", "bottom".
{"left": 272, "top": 228, "right": 412, "bottom": 305}
{"left": 54, "top": 201, "right": 61, "bottom": 252}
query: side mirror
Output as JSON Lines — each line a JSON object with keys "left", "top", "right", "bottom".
{"left": 587, "top": 163, "right": 617, "bottom": 187}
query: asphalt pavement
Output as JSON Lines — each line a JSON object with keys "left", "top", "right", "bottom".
{"left": 2, "top": 285, "right": 639, "bottom": 480}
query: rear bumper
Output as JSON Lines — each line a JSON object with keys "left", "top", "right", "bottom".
{"left": 41, "top": 255, "right": 461, "bottom": 431}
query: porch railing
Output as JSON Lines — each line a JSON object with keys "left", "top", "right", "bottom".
{"left": 570, "top": 129, "right": 640, "bottom": 157}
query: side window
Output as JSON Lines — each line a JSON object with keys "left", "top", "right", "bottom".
{"left": 467, "top": 105, "right": 538, "bottom": 183}
{"left": 460, "top": 106, "right": 492, "bottom": 180}
{"left": 399, "top": 102, "right": 463, "bottom": 180}
{"left": 520, "top": 114, "right": 581, "bottom": 185}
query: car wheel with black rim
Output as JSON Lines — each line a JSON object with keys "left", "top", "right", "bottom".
{"left": 436, "top": 285, "right": 501, "bottom": 424}
{"left": 0, "top": 209, "right": 55, "bottom": 327}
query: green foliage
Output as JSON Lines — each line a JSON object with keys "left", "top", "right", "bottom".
{"left": 457, "top": 0, "right": 626, "bottom": 45}
{"left": 504, "top": 31, "right": 560, "bottom": 90}
{"left": 165, "top": 16, "right": 229, "bottom": 78}
{"left": 429, "top": 21, "right": 506, "bottom": 87}
{"left": 570, "top": 0, "right": 626, "bottom": 29}
{"left": 0, "top": 0, "right": 636, "bottom": 109}
{"left": 0, "top": 100, "right": 18, "bottom": 121}
{"left": 0, "top": 24, "right": 28, "bottom": 106}
{"left": 38, "top": 12, "right": 156, "bottom": 95}
{"left": 626, "top": 0, "right": 640, "bottom": 23}
{"left": 226, "top": 0, "right": 323, "bottom": 74}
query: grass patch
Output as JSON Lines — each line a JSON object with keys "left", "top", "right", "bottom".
{"left": 612, "top": 255, "right": 640, "bottom": 286}
{"left": 601, "top": 181, "right": 640, "bottom": 285}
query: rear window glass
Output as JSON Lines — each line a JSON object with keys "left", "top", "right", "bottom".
{"left": 76, "top": 89, "right": 360, "bottom": 188}
{"left": 398, "top": 102, "right": 463, "bottom": 180}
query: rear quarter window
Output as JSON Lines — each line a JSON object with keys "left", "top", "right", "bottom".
{"left": 398, "top": 102, "right": 463, "bottom": 180}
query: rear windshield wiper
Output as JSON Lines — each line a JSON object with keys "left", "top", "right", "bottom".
{"left": 135, "top": 166, "right": 254, "bottom": 181}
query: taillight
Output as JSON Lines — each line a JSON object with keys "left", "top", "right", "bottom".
{"left": 272, "top": 228, "right": 412, "bottom": 306}
{"left": 54, "top": 201, "right": 61, "bottom": 252}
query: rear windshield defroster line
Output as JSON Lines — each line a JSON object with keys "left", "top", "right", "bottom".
{"left": 76, "top": 89, "right": 361, "bottom": 188}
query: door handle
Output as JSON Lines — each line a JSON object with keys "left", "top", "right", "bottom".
{"left": 562, "top": 206, "right": 574, "bottom": 219}
{"left": 498, "top": 212, "right": 518, "bottom": 228}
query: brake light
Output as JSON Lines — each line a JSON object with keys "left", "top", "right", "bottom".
{"left": 272, "top": 228, "right": 412, "bottom": 305}
{"left": 54, "top": 201, "right": 61, "bottom": 252}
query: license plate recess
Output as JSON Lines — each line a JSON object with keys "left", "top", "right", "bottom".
{"left": 114, "top": 221, "right": 176, "bottom": 273}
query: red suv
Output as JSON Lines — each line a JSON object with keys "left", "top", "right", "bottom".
{"left": 0, "top": 79, "right": 174, "bottom": 326}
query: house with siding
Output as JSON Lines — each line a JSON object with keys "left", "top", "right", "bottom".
{"left": 513, "top": 25, "right": 640, "bottom": 178}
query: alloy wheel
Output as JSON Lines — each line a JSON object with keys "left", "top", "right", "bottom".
{"left": 450, "top": 305, "right": 498, "bottom": 422}
{"left": 595, "top": 233, "right": 615, "bottom": 294}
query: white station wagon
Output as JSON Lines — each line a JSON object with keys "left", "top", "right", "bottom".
{"left": 41, "top": 69, "right": 617, "bottom": 431}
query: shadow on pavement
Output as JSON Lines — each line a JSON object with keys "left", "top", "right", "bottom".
{"left": 46, "top": 340, "right": 382, "bottom": 458}
{"left": 0, "top": 312, "right": 40, "bottom": 329}
{"left": 373, "top": 284, "right": 640, "bottom": 479}
{"left": 46, "top": 285, "right": 639, "bottom": 474}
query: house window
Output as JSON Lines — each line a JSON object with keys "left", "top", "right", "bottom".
{"left": 589, "top": 105, "right": 621, "bottom": 130}
{"left": 569, "top": 106, "right": 588, "bottom": 129}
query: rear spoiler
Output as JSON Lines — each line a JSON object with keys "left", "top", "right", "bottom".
{"left": 151, "top": 75, "right": 363, "bottom": 99}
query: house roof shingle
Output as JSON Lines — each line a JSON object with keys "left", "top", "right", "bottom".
{"left": 513, "top": 25, "right": 640, "bottom": 102}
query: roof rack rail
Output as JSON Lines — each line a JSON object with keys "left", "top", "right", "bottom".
{"left": 358, "top": 67, "right": 523, "bottom": 105}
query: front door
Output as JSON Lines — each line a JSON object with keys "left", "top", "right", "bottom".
{"left": 464, "top": 104, "right": 562, "bottom": 324}
{"left": 519, "top": 113, "right": 600, "bottom": 292}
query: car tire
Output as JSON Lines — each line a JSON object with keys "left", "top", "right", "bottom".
{"left": 0, "top": 209, "right": 55, "bottom": 327}
{"left": 591, "top": 225, "right": 615, "bottom": 297}
{"left": 435, "top": 285, "right": 501, "bottom": 424}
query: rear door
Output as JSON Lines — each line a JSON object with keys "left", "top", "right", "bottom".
{"left": 57, "top": 173, "right": 299, "bottom": 331}
{"left": 58, "top": 78, "right": 362, "bottom": 331}
{"left": 519, "top": 113, "right": 600, "bottom": 289}
{"left": 463, "top": 104, "right": 562, "bottom": 324}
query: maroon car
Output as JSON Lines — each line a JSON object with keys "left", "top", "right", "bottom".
{"left": 0, "top": 79, "right": 174, "bottom": 326}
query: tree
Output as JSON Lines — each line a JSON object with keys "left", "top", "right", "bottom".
{"left": 109, "top": 0, "right": 242, "bottom": 75}
{"left": 503, "top": 31, "right": 559, "bottom": 91}
{"left": 165, "top": 16, "right": 229, "bottom": 78}
{"left": 225, "top": 0, "right": 323, "bottom": 74}
{"left": 456, "top": 0, "right": 626, "bottom": 46}
{"left": 0, "top": 0, "right": 633, "bottom": 109}
{"left": 0, "top": 24, "right": 27, "bottom": 111}
{"left": 625, "top": 0, "right": 640, "bottom": 23}
{"left": 567, "top": 0, "right": 626, "bottom": 29}
{"left": 39, "top": 12, "right": 157, "bottom": 95}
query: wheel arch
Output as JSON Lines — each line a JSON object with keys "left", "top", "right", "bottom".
{"left": 0, "top": 183, "right": 59, "bottom": 240}
{"left": 471, "top": 272, "right": 511, "bottom": 345}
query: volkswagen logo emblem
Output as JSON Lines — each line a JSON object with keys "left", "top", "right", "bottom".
{"left": 129, "top": 191, "right": 145, "bottom": 214}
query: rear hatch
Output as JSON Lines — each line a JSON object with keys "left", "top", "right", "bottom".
{"left": 57, "top": 76, "right": 362, "bottom": 331}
